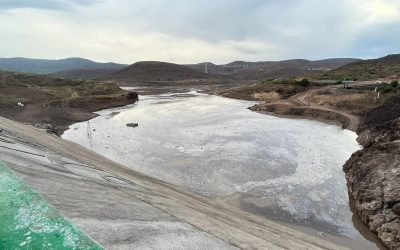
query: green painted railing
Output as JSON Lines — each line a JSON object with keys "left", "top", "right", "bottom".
{"left": 0, "top": 161, "right": 103, "bottom": 250}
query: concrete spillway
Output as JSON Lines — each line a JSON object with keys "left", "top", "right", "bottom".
{"left": 0, "top": 161, "right": 102, "bottom": 249}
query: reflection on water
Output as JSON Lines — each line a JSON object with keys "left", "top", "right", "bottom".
{"left": 63, "top": 91, "right": 380, "bottom": 249}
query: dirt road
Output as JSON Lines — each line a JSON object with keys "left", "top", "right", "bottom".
{"left": 288, "top": 85, "right": 360, "bottom": 131}
{"left": 247, "top": 81, "right": 381, "bottom": 131}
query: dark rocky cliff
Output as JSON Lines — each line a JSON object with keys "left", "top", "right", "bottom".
{"left": 343, "top": 93, "right": 400, "bottom": 249}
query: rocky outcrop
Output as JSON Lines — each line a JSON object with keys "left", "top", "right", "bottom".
{"left": 343, "top": 93, "right": 400, "bottom": 249}
{"left": 356, "top": 94, "right": 400, "bottom": 147}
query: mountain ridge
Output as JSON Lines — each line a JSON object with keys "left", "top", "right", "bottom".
{"left": 323, "top": 54, "right": 400, "bottom": 80}
{"left": 0, "top": 56, "right": 367, "bottom": 81}
{"left": 102, "top": 61, "right": 218, "bottom": 82}
{"left": 0, "top": 57, "right": 127, "bottom": 74}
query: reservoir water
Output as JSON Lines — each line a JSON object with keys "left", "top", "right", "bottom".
{"left": 63, "top": 91, "right": 382, "bottom": 249}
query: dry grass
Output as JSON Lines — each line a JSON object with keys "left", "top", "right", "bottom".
{"left": 252, "top": 91, "right": 281, "bottom": 102}
{"left": 0, "top": 70, "right": 126, "bottom": 108}
{"left": 310, "top": 90, "right": 396, "bottom": 115}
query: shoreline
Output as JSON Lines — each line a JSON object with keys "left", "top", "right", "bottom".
{"left": 254, "top": 110, "right": 345, "bottom": 129}
{"left": 215, "top": 192, "right": 386, "bottom": 250}
{"left": 1, "top": 91, "right": 139, "bottom": 136}
{"left": 217, "top": 85, "right": 361, "bottom": 132}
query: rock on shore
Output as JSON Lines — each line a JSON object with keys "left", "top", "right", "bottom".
{"left": 343, "top": 93, "right": 400, "bottom": 249}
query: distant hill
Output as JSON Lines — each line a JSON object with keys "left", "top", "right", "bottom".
{"left": 0, "top": 57, "right": 361, "bottom": 81}
{"left": 186, "top": 58, "right": 360, "bottom": 80}
{"left": 103, "top": 61, "right": 217, "bottom": 82}
{"left": 231, "top": 67, "right": 323, "bottom": 80}
{"left": 0, "top": 57, "right": 127, "bottom": 74}
{"left": 185, "top": 62, "right": 233, "bottom": 75}
{"left": 323, "top": 54, "right": 400, "bottom": 80}
{"left": 52, "top": 68, "right": 121, "bottom": 80}
{"left": 51, "top": 58, "right": 359, "bottom": 81}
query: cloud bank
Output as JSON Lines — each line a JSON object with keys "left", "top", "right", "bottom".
{"left": 0, "top": 0, "right": 99, "bottom": 11}
{"left": 0, "top": 0, "right": 399, "bottom": 63}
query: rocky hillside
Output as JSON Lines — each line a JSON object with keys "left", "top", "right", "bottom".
{"left": 0, "top": 70, "right": 138, "bottom": 134}
{"left": 343, "top": 91, "right": 400, "bottom": 249}
{"left": 103, "top": 61, "right": 218, "bottom": 82}
{"left": 0, "top": 57, "right": 126, "bottom": 74}
{"left": 187, "top": 58, "right": 360, "bottom": 80}
{"left": 185, "top": 62, "right": 232, "bottom": 75}
{"left": 325, "top": 54, "right": 400, "bottom": 80}
{"left": 0, "top": 57, "right": 359, "bottom": 81}
{"left": 52, "top": 68, "right": 121, "bottom": 80}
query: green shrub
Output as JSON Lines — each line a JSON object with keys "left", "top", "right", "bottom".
{"left": 298, "top": 78, "right": 310, "bottom": 86}
{"left": 267, "top": 78, "right": 313, "bottom": 86}
{"left": 335, "top": 80, "right": 343, "bottom": 85}
{"left": 271, "top": 79, "right": 295, "bottom": 84}
{"left": 82, "top": 82, "right": 120, "bottom": 95}
{"left": 390, "top": 80, "right": 399, "bottom": 88}
{"left": 379, "top": 84, "right": 394, "bottom": 93}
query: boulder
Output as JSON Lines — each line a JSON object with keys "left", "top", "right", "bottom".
{"left": 126, "top": 123, "right": 138, "bottom": 128}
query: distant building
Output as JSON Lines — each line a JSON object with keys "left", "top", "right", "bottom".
{"left": 307, "top": 67, "right": 332, "bottom": 71}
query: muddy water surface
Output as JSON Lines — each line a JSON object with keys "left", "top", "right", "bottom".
{"left": 63, "top": 91, "right": 384, "bottom": 249}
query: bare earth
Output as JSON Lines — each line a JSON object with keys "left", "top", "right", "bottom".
{"left": 220, "top": 81, "right": 392, "bottom": 132}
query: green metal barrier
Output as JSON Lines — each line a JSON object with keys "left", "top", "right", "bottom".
{"left": 0, "top": 161, "right": 103, "bottom": 250}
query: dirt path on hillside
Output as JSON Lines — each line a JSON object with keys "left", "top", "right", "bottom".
{"left": 247, "top": 82, "right": 377, "bottom": 131}
{"left": 288, "top": 85, "right": 360, "bottom": 131}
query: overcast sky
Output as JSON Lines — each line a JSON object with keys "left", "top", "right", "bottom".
{"left": 0, "top": 0, "right": 399, "bottom": 64}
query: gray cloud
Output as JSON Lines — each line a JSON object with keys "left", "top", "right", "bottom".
{"left": 96, "top": 0, "right": 355, "bottom": 55}
{"left": 120, "top": 0, "right": 296, "bottom": 42}
{"left": 347, "top": 22, "right": 400, "bottom": 58}
{"left": 0, "top": 0, "right": 399, "bottom": 63}
{"left": 0, "top": 0, "right": 99, "bottom": 11}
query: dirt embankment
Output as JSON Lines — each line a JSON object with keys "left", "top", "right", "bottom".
{"left": 343, "top": 93, "right": 400, "bottom": 249}
{"left": 0, "top": 70, "right": 138, "bottom": 134}
{"left": 220, "top": 80, "right": 400, "bottom": 131}
{"left": 219, "top": 81, "right": 376, "bottom": 130}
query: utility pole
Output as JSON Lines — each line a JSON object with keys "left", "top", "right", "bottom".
{"left": 205, "top": 63, "right": 208, "bottom": 74}
{"left": 86, "top": 121, "right": 93, "bottom": 147}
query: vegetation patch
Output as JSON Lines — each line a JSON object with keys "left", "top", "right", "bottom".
{"left": 0, "top": 70, "right": 127, "bottom": 108}
{"left": 377, "top": 81, "right": 400, "bottom": 93}
{"left": 267, "top": 78, "right": 310, "bottom": 86}
{"left": 321, "top": 54, "right": 400, "bottom": 80}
